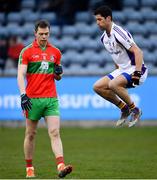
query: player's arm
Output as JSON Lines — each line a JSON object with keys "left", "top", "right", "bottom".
{"left": 54, "top": 64, "right": 63, "bottom": 81}
{"left": 114, "top": 28, "right": 143, "bottom": 86}
{"left": 129, "top": 44, "right": 143, "bottom": 86}
{"left": 17, "top": 64, "right": 27, "bottom": 95}
{"left": 17, "top": 64, "right": 32, "bottom": 111}
{"left": 128, "top": 44, "right": 143, "bottom": 72}
{"left": 114, "top": 26, "right": 143, "bottom": 71}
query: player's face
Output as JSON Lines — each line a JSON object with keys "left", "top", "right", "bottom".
{"left": 95, "top": 14, "right": 109, "bottom": 30}
{"left": 35, "top": 27, "right": 50, "bottom": 47}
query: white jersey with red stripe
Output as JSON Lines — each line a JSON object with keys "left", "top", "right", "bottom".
{"left": 101, "top": 22, "right": 142, "bottom": 69}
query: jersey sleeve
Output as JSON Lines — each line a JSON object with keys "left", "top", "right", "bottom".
{"left": 55, "top": 48, "right": 62, "bottom": 65}
{"left": 113, "top": 25, "right": 135, "bottom": 50}
{"left": 18, "top": 48, "right": 29, "bottom": 65}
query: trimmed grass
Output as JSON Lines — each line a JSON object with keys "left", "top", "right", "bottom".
{"left": 0, "top": 126, "right": 157, "bottom": 179}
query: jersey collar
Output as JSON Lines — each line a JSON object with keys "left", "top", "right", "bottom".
{"left": 100, "top": 22, "right": 115, "bottom": 43}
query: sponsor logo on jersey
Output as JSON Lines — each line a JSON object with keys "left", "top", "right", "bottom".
{"left": 32, "top": 54, "right": 40, "bottom": 59}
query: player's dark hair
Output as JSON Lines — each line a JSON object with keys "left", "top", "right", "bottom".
{"left": 35, "top": 20, "right": 50, "bottom": 32}
{"left": 94, "top": 6, "right": 112, "bottom": 20}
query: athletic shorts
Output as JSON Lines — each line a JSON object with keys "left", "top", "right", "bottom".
{"left": 25, "top": 98, "right": 60, "bottom": 120}
{"left": 107, "top": 65, "right": 148, "bottom": 88}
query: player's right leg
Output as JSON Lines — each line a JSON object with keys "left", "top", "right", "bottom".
{"left": 93, "top": 76, "right": 122, "bottom": 106}
{"left": 24, "top": 98, "right": 43, "bottom": 178}
{"left": 24, "top": 118, "right": 38, "bottom": 178}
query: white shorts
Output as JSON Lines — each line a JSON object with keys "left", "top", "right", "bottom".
{"left": 107, "top": 65, "right": 148, "bottom": 88}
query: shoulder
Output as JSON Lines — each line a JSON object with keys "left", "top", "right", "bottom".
{"left": 20, "top": 43, "right": 33, "bottom": 55}
{"left": 49, "top": 44, "right": 62, "bottom": 56}
{"left": 112, "top": 23, "right": 132, "bottom": 40}
{"left": 113, "top": 23, "right": 126, "bottom": 34}
{"left": 21, "top": 43, "right": 33, "bottom": 53}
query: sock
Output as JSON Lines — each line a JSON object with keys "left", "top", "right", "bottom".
{"left": 129, "top": 103, "right": 136, "bottom": 111}
{"left": 25, "top": 159, "right": 33, "bottom": 168}
{"left": 117, "top": 101, "right": 126, "bottom": 110}
{"left": 56, "top": 156, "right": 65, "bottom": 171}
{"left": 121, "top": 104, "right": 129, "bottom": 112}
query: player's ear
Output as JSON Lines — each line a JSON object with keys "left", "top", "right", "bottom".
{"left": 34, "top": 31, "right": 36, "bottom": 37}
{"left": 106, "top": 16, "right": 111, "bottom": 22}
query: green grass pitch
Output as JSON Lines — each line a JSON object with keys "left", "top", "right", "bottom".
{"left": 0, "top": 126, "right": 157, "bottom": 179}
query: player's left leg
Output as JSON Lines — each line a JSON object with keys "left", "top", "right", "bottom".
{"left": 94, "top": 70, "right": 131, "bottom": 126}
{"left": 109, "top": 75, "right": 138, "bottom": 126}
{"left": 128, "top": 108, "right": 142, "bottom": 127}
{"left": 128, "top": 68, "right": 148, "bottom": 127}
{"left": 45, "top": 116, "right": 72, "bottom": 178}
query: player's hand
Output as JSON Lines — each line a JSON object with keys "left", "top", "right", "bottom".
{"left": 21, "top": 94, "right": 32, "bottom": 111}
{"left": 131, "top": 70, "right": 142, "bottom": 87}
{"left": 54, "top": 65, "right": 63, "bottom": 75}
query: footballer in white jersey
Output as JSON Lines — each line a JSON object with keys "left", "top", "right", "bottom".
{"left": 93, "top": 6, "right": 148, "bottom": 127}
{"left": 101, "top": 22, "right": 147, "bottom": 87}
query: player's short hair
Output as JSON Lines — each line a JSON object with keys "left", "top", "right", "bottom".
{"left": 35, "top": 20, "right": 50, "bottom": 32}
{"left": 94, "top": 6, "right": 112, "bottom": 20}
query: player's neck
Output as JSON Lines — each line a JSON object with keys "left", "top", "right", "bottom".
{"left": 106, "top": 22, "right": 112, "bottom": 37}
{"left": 37, "top": 40, "right": 47, "bottom": 49}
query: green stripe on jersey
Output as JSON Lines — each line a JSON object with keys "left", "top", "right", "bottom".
{"left": 27, "top": 61, "right": 55, "bottom": 74}
{"left": 18, "top": 43, "right": 32, "bottom": 65}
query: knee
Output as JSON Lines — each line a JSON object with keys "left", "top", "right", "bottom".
{"left": 108, "top": 80, "right": 116, "bottom": 91}
{"left": 48, "top": 128, "right": 60, "bottom": 139}
{"left": 93, "top": 82, "right": 110, "bottom": 96}
{"left": 25, "top": 130, "right": 36, "bottom": 141}
{"left": 93, "top": 83, "right": 101, "bottom": 93}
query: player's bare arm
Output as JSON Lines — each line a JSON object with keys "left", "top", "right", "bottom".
{"left": 17, "top": 64, "right": 27, "bottom": 95}
{"left": 129, "top": 44, "right": 143, "bottom": 71}
{"left": 17, "top": 64, "right": 32, "bottom": 111}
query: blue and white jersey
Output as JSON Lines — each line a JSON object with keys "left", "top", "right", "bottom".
{"left": 101, "top": 22, "right": 143, "bottom": 69}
